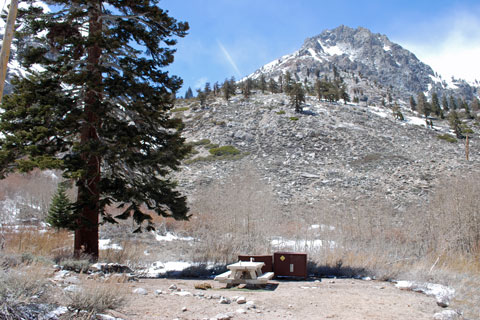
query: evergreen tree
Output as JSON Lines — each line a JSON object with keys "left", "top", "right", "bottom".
{"left": 278, "top": 74, "right": 283, "bottom": 93}
{"left": 431, "top": 92, "right": 441, "bottom": 117}
{"left": 462, "top": 99, "right": 473, "bottom": 119}
{"left": 284, "top": 71, "right": 293, "bottom": 93}
{"left": 472, "top": 98, "right": 480, "bottom": 112}
{"left": 196, "top": 89, "right": 207, "bottom": 107}
{"left": 0, "top": 1, "right": 190, "bottom": 260}
{"left": 417, "top": 92, "right": 431, "bottom": 118}
{"left": 288, "top": 83, "right": 305, "bottom": 113}
{"left": 259, "top": 74, "right": 267, "bottom": 93}
{"left": 449, "top": 96, "right": 457, "bottom": 110}
{"left": 442, "top": 95, "right": 449, "bottom": 112}
{"left": 449, "top": 110, "right": 464, "bottom": 138}
{"left": 392, "top": 103, "right": 404, "bottom": 121}
{"left": 409, "top": 95, "right": 416, "bottom": 111}
{"left": 204, "top": 82, "right": 211, "bottom": 95}
{"left": 340, "top": 84, "right": 350, "bottom": 104}
{"left": 213, "top": 82, "right": 220, "bottom": 96}
{"left": 268, "top": 78, "right": 278, "bottom": 94}
{"left": 222, "top": 79, "right": 231, "bottom": 101}
{"left": 46, "top": 183, "right": 76, "bottom": 231}
{"left": 184, "top": 87, "right": 194, "bottom": 99}
{"left": 241, "top": 79, "right": 252, "bottom": 99}
{"left": 222, "top": 78, "right": 235, "bottom": 101}
{"left": 229, "top": 76, "right": 237, "bottom": 95}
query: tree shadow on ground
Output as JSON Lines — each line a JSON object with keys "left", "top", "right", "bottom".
{"left": 307, "top": 260, "right": 374, "bottom": 279}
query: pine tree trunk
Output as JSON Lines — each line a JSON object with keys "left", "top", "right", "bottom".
{"left": 74, "top": 2, "right": 102, "bottom": 261}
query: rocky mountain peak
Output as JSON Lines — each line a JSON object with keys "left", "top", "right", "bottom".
{"left": 249, "top": 25, "right": 478, "bottom": 105}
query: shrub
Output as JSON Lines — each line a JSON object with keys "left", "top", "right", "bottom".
{"left": 437, "top": 134, "right": 457, "bottom": 143}
{"left": 276, "top": 110, "right": 286, "bottom": 115}
{"left": 189, "top": 139, "right": 211, "bottom": 146}
{"left": 209, "top": 145, "right": 240, "bottom": 156}
{"left": 0, "top": 267, "right": 50, "bottom": 303}
{"left": 66, "top": 283, "right": 126, "bottom": 313}
{"left": 60, "top": 259, "right": 91, "bottom": 273}
{"left": 289, "top": 116, "right": 299, "bottom": 121}
{"left": 204, "top": 143, "right": 220, "bottom": 149}
{"left": 171, "top": 107, "right": 189, "bottom": 113}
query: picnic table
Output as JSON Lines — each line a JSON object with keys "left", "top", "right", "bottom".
{"left": 214, "top": 261, "right": 274, "bottom": 286}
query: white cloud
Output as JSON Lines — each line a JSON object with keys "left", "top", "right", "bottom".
{"left": 397, "top": 9, "right": 480, "bottom": 83}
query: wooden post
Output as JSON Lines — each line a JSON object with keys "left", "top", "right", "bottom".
{"left": 0, "top": 0, "right": 19, "bottom": 104}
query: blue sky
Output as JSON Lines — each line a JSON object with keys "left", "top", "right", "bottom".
{"left": 161, "top": 0, "right": 480, "bottom": 95}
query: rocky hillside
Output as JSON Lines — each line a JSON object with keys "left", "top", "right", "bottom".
{"left": 247, "top": 25, "right": 479, "bottom": 105}
{"left": 175, "top": 92, "right": 480, "bottom": 211}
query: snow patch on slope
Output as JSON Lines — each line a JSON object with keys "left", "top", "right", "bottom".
{"left": 322, "top": 44, "right": 344, "bottom": 56}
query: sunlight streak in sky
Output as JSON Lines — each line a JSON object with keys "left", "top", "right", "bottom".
{"left": 217, "top": 41, "right": 242, "bottom": 79}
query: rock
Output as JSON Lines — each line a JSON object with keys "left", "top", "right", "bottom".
{"left": 54, "top": 270, "right": 70, "bottom": 280}
{"left": 436, "top": 296, "right": 450, "bottom": 308}
{"left": 133, "top": 288, "right": 148, "bottom": 295}
{"left": 64, "top": 276, "right": 80, "bottom": 284}
{"left": 236, "top": 296, "right": 246, "bottom": 304}
{"left": 46, "top": 306, "right": 68, "bottom": 319}
{"left": 168, "top": 284, "right": 177, "bottom": 291}
{"left": 182, "top": 306, "right": 187, "bottom": 312}
{"left": 90, "top": 263, "right": 133, "bottom": 274}
{"left": 245, "top": 301, "right": 256, "bottom": 309}
{"left": 215, "top": 314, "right": 231, "bottom": 320}
{"left": 154, "top": 289, "right": 163, "bottom": 296}
{"left": 194, "top": 282, "right": 212, "bottom": 290}
{"left": 173, "top": 291, "right": 193, "bottom": 297}
{"left": 96, "top": 315, "right": 117, "bottom": 320}
{"left": 212, "top": 294, "right": 221, "bottom": 299}
{"left": 219, "top": 296, "right": 231, "bottom": 304}
{"left": 64, "top": 285, "right": 81, "bottom": 293}
{"left": 433, "top": 310, "right": 462, "bottom": 320}
{"left": 236, "top": 308, "right": 247, "bottom": 314}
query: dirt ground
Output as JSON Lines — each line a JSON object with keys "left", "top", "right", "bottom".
{"left": 112, "top": 277, "right": 443, "bottom": 320}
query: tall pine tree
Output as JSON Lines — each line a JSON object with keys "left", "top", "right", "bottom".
{"left": 0, "top": 1, "right": 190, "bottom": 260}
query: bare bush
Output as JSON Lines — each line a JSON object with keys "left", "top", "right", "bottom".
{"left": 188, "top": 166, "right": 280, "bottom": 263}
{"left": 65, "top": 283, "right": 126, "bottom": 314}
{"left": 0, "top": 266, "right": 51, "bottom": 317}
{"left": 100, "top": 240, "right": 148, "bottom": 268}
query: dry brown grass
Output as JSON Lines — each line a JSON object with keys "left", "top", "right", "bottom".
{"left": 1, "top": 227, "right": 72, "bottom": 259}
{"left": 99, "top": 240, "right": 148, "bottom": 268}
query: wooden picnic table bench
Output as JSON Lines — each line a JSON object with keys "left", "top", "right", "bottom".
{"left": 214, "top": 261, "right": 274, "bottom": 286}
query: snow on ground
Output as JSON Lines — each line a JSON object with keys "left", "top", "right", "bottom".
{"left": 99, "top": 239, "right": 123, "bottom": 250}
{"left": 308, "top": 48, "right": 325, "bottom": 63}
{"left": 271, "top": 236, "right": 336, "bottom": 251}
{"left": 322, "top": 44, "right": 344, "bottom": 56}
{"left": 309, "top": 224, "right": 335, "bottom": 231}
{"left": 395, "top": 281, "right": 455, "bottom": 306}
{"left": 142, "top": 261, "right": 219, "bottom": 277}
{"left": 368, "top": 106, "right": 389, "bottom": 118}
{"left": 152, "top": 231, "right": 194, "bottom": 242}
{"left": 405, "top": 115, "right": 427, "bottom": 127}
